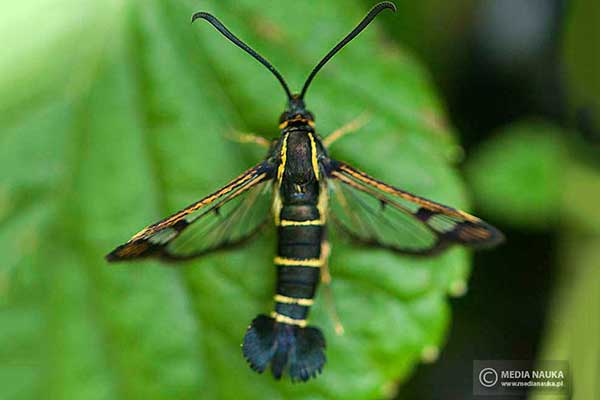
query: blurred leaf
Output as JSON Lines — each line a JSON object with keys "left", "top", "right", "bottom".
{"left": 529, "top": 236, "right": 600, "bottom": 400}
{"left": 465, "top": 121, "right": 566, "bottom": 229}
{"left": 0, "top": 1, "right": 475, "bottom": 399}
{"left": 563, "top": 0, "right": 600, "bottom": 142}
{"left": 372, "top": 0, "right": 475, "bottom": 81}
{"left": 562, "top": 157, "right": 600, "bottom": 235}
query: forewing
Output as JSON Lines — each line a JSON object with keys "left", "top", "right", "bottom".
{"left": 326, "top": 160, "right": 504, "bottom": 255}
{"left": 107, "top": 162, "right": 274, "bottom": 261}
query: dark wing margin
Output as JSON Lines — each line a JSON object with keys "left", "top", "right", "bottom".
{"left": 325, "top": 159, "right": 504, "bottom": 255}
{"left": 106, "top": 161, "right": 274, "bottom": 262}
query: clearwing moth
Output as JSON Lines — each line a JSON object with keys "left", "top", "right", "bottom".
{"left": 107, "top": 2, "right": 504, "bottom": 382}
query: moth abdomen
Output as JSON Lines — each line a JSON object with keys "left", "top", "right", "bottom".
{"left": 243, "top": 202, "right": 326, "bottom": 381}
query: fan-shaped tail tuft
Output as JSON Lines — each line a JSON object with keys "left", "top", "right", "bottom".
{"left": 242, "top": 314, "right": 326, "bottom": 382}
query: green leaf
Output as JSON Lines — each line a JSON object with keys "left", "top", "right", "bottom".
{"left": 0, "top": 1, "right": 474, "bottom": 399}
{"left": 529, "top": 236, "right": 600, "bottom": 400}
{"left": 465, "top": 121, "right": 566, "bottom": 230}
{"left": 561, "top": 157, "right": 600, "bottom": 235}
{"left": 563, "top": 0, "right": 600, "bottom": 125}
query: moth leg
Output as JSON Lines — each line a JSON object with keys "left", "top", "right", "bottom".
{"left": 323, "top": 112, "right": 371, "bottom": 147}
{"left": 320, "top": 240, "right": 345, "bottom": 335}
{"left": 226, "top": 131, "right": 271, "bottom": 148}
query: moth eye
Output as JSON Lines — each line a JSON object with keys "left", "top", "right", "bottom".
{"left": 279, "top": 112, "right": 291, "bottom": 123}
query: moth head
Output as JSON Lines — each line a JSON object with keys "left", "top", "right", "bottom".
{"left": 279, "top": 95, "right": 315, "bottom": 125}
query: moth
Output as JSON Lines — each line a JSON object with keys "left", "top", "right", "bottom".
{"left": 107, "top": 2, "right": 503, "bottom": 382}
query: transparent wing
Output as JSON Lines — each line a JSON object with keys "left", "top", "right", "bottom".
{"left": 107, "top": 161, "right": 274, "bottom": 261}
{"left": 327, "top": 160, "right": 504, "bottom": 255}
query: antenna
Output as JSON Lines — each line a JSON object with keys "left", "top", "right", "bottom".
{"left": 299, "top": 2, "right": 396, "bottom": 100}
{"left": 192, "top": 12, "right": 293, "bottom": 100}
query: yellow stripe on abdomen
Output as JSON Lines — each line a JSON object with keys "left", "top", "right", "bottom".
{"left": 273, "top": 256, "right": 323, "bottom": 268}
{"left": 274, "top": 294, "right": 314, "bottom": 306}
{"left": 270, "top": 311, "right": 307, "bottom": 327}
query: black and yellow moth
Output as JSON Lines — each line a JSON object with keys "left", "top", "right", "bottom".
{"left": 106, "top": 2, "right": 504, "bottom": 382}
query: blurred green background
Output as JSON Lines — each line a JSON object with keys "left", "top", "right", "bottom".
{"left": 0, "top": 0, "right": 598, "bottom": 399}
